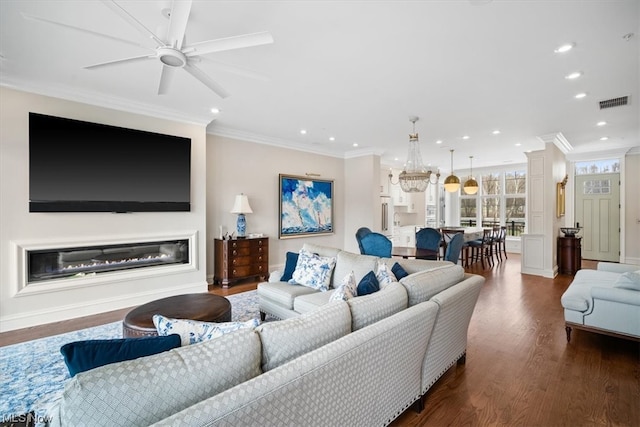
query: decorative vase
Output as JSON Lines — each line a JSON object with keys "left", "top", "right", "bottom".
{"left": 236, "top": 213, "right": 246, "bottom": 238}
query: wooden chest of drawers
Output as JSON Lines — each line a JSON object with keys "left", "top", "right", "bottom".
{"left": 214, "top": 237, "right": 269, "bottom": 288}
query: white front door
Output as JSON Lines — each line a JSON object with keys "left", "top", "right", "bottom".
{"left": 575, "top": 173, "right": 620, "bottom": 262}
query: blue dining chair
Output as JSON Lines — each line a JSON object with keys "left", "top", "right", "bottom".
{"left": 359, "top": 232, "right": 392, "bottom": 258}
{"left": 355, "top": 227, "right": 373, "bottom": 254}
{"left": 415, "top": 227, "right": 441, "bottom": 260}
{"left": 444, "top": 233, "right": 464, "bottom": 264}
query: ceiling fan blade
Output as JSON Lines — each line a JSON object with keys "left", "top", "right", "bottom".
{"left": 158, "top": 65, "right": 176, "bottom": 95}
{"left": 196, "top": 57, "right": 269, "bottom": 82}
{"left": 85, "top": 54, "right": 154, "bottom": 70}
{"left": 22, "top": 13, "right": 153, "bottom": 50}
{"left": 184, "top": 31, "right": 274, "bottom": 57}
{"left": 184, "top": 63, "right": 230, "bottom": 98}
{"left": 166, "top": 0, "right": 192, "bottom": 49}
{"left": 100, "top": 0, "right": 164, "bottom": 47}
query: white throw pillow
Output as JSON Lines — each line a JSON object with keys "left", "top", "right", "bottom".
{"left": 153, "top": 314, "right": 259, "bottom": 346}
{"left": 375, "top": 260, "right": 397, "bottom": 289}
{"left": 613, "top": 271, "right": 640, "bottom": 291}
{"left": 290, "top": 248, "right": 337, "bottom": 291}
{"left": 330, "top": 271, "right": 358, "bottom": 301}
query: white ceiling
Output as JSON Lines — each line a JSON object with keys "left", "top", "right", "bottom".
{"left": 1, "top": 0, "right": 638, "bottom": 171}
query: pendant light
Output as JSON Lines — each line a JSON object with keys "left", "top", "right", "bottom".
{"left": 392, "top": 116, "right": 439, "bottom": 193}
{"left": 444, "top": 149, "right": 460, "bottom": 192}
{"left": 463, "top": 156, "right": 479, "bottom": 195}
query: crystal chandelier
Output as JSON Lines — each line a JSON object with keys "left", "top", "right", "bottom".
{"left": 390, "top": 116, "right": 440, "bottom": 193}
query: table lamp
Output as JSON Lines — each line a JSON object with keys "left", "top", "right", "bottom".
{"left": 230, "top": 193, "right": 253, "bottom": 238}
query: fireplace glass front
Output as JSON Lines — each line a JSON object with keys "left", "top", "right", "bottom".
{"left": 28, "top": 239, "right": 189, "bottom": 283}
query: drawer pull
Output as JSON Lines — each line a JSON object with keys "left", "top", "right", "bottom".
{"left": 232, "top": 250, "right": 238, "bottom": 256}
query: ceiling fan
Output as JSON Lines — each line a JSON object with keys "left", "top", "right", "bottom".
{"left": 23, "top": 0, "right": 273, "bottom": 98}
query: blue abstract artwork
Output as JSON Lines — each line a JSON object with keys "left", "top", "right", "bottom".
{"left": 279, "top": 175, "right": 334, "bottom": 238}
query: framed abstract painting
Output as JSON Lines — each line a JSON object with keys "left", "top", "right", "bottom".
{"left": 279, "top": 174, "right": 334, "bottom": 239}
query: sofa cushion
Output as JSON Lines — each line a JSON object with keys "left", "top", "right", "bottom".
{"left": 56, "top": 329, "right": 262, "bottom": 427}
{"left": 60, "top": 334, "right": 181, "bottom": 377}
{"left": 357, "top": 270, "right": 380, "bottom": 296}
{"left": 330, "top": 271, "right": 358, "bottom": 302}
{"left": 333, "top": 251, "right": 379, "bottom": 289}
{"left": 256, "top": 301, "right": 351, "bottom": 371}
{"left": 613, "top": 271, "right": 640, "bottom": 291}
{"left": 375, "top": 260, "right": 397, "bottom": 289}
{"left": 153, "top": 315, "right": 259, "bottom": 346}
{"left": 257, "top": 281, "right": 319, "bottom": 309}
{"left": 347, "top": 282, "right": 408, "bottom": 330}
{"left": 302, "top": 243, "right": 341, "bottom": 258}
{"left": 280, "top": 251, "right": 300, "bottom": 282}
{"left": 392, "top": 262, "right": 409, "bottom": 280}
{"left": 561, "top": 269, "right": 622, "bottom": 312}
{"left": 290, "top": 248, "right": 337, "bottom": 291}
{"left": 294, "top": 289, "right": 336, "bottom": 314}
{"left": 399, "top": 265, "right": 465, "bottom": 306}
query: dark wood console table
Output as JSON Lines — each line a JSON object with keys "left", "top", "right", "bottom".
{"left": 557, "top": 236, "right": 581, "bottom": 275}
{"left": 214, "top": 237, "right": 269, "bottom": 288}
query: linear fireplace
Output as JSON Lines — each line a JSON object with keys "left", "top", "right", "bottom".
{"left": 27, "top": 239, "right": 189, "bottom": 283}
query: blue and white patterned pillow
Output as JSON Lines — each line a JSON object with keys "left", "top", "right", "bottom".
{"left": 152, "top": 314, "right": 259, "bottom": 346}
{"left": 289, "top": 248, "right": 337, "bottom": 291}
{"left": 330, "top": 271, "right": 358, "bottom": 301}
{"left": 376, "top": 260, "right": 397, "bottom": 289}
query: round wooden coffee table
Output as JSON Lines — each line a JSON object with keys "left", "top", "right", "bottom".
{"left": 123, "top": 293, "right": 232, "bottom": 338}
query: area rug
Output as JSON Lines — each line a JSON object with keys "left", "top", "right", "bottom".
{"left": 0, "top": 290, "right": 260, "bottom": 419}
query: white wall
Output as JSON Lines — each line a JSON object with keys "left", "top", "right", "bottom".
{"left": 0, "top": 88, "right": 208, "bottom": 332}
{"left": 343, "top": 155, "right": 380, "bottom": 253}
{"left": 206, "top": 134, "right": 346, "bottom": 279}
{"left": 623, "top": 152, "right": 640, "bottom": 264}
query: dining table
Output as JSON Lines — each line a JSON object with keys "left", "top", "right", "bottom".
{"left": 391, "top": 246, "right": 439, "bottom": 260}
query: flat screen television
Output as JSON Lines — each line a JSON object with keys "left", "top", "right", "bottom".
{"left": 29, "top": 112, "right": 191, "bottom": 212}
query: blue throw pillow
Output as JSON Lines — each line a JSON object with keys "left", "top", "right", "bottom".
{"left": 392, "top": 262, "right": 409, "bottom": 280}
{"left": 60, "top": 334, "right": 181, "bottom": 377}
{"left": 280, "top": 251, "right": 299, "bottom": 282}
{"left": 357, "top": 270, "right": 380, "bottom": 296}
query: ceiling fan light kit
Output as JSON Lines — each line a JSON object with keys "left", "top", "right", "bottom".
{"left": 27, "top": 0, "right": 274, "bottom": 99}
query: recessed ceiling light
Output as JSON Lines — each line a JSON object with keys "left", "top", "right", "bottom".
{"left": 329, "top": 137, "right": 335, "bottom": 141}
{"left": 515, "top": 143, "right": 521, "bottom": 147}
{"left": 394, "top": 157, "right": 399, "bottom": 161}
{"left": 436, "top": 140, "right": 443, "bottom": 144}
{"left": 462, "top": 135, "right": 470, "bottom": 140}
{"left": 352, "top": 143, "right": 358, "bottom": 147}
{"left": 565, "top": 71, "right": 582, "bottom": 80}
{"left": 574, "top": 92, "right": 587, "bottom": 99}
{"left": 600, "top": 136, "right": 609, "bottom": 141}
{"left": 492, "top": 130, "right": 501, "bottom": 135}
{"left": 210, "top": 107, "right": 220, "bottom": 114}
{"left": 597, "top": 121, "right": 607, "bottom": 126}
{"left": 554, "top": 43, "right": 575, "bottom": 53}
{"left": 300, "top": 129, "right": 307, "bottom": 135}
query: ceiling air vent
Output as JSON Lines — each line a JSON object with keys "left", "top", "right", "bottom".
{"left": 599, "top": 96, "right": 629, "bottom": 109}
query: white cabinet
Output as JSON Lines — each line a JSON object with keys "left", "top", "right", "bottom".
{"left": 398, "top": 226, "right": 416, "bottom": 246}
{"left": 391, "top": 185, "right": 416, "bottom": 211}
{"left": 380, "top": 169, "right": 390, "bottom": 195}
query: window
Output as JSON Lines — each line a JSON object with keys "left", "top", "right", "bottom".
{"left": 459, "top": 168, "right": 526, "bottom": 236}
{"left": 575, "top": 159, "right": 620, "bottom": 175}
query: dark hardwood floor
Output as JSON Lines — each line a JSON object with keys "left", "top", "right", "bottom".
{"left": 1, "top": 255, "right": 638, "bottom": 426}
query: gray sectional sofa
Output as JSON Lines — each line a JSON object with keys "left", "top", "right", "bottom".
{"left": 47, "top": 244, "right": 484, "bottom": 426}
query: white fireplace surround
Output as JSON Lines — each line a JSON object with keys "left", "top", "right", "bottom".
{"left": 11, "top": 231, "right": 198, "bottom": 297}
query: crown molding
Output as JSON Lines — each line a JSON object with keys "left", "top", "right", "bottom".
{"left": 537, "top": 132, "right": 573, "bottom": 154}
{"left": 0, "top": 77, "right": 213, "bottom": 126}
{"left": 344, "top": 148, "right": 386, "bottom": 159}
{"left": 566, "top": 147, "right": 633, "bottom": 162}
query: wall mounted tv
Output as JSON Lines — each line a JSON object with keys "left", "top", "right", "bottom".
{"left": 29, "top": 112, "right": 191, "bottom": 213}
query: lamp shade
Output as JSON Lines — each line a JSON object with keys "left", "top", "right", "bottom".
{"left": 444, "top": 175, "right": 461, "bottom": 192}
{"left": 463, "top": 178, "right": 479, "bottom": 194}
{"left": 230, "top": 194, "right": 253, "bottom": 214}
